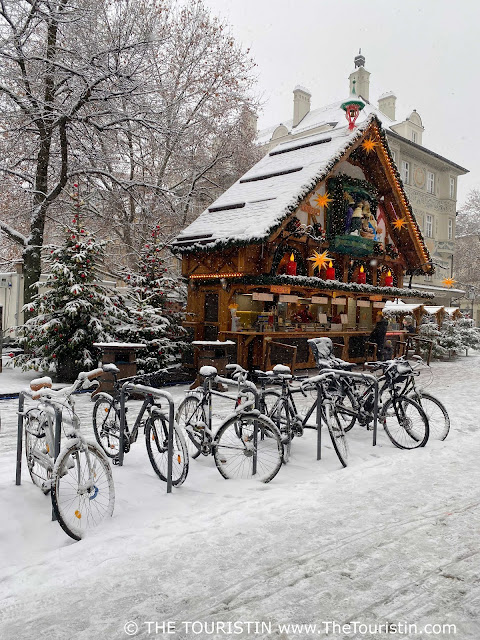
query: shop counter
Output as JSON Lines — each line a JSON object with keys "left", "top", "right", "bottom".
{"left": 219, "top": 330, "right": 377, "bottom": 370}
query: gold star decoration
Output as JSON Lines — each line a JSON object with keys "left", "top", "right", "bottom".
{"left": 392, "top": 218, "right": 408, "bottom": 231}
{"left": 362, "top": 138, "right": 378, "bottom": 154}
{"left": 308, "top": 250, "right": 332, "bottom": 271}
{"left": 442, "top": 277, "right": 456, "bottom": 288}
{"left": 314, "top": 192, "right": 333, "bottom": 209}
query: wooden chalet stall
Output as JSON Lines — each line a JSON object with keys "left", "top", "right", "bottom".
{"left": 173, "top": 113, "right": 435, "bottom": 370}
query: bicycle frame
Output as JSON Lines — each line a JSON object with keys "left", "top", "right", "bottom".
{"left": 184, "top": 376, "right": 255, "bottom": 454}
{"left": 118, "top": 381, "right": 177, "bottom": 493}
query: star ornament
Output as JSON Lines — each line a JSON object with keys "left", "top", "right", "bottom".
{"left": 314, "top": 192, "right": 333, "bottom": 209}
{"left": 308, "top": 250, "right": 332, "bottom": 271}
{"left": 392, "top": 218, "right": 408, "bottom": 231}
{"left": 442, "top": 277, "right": 456, "bottom": 288}
{"left": 362, "top": 138, "right": 378, "bottom": 154}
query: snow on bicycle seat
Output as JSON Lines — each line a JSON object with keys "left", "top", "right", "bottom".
{"left": 273, "top": 364, "right": 291, "bottom": 374}
{"left": 199, "top": 365, "right": 218, "bottom": 377}
{"left": 308, "top": 337, "right": 334, "bottom": 359}
{"left": 30, "top": 376, "right": 53, "bottom": 392}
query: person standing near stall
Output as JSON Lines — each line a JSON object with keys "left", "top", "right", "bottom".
{"left": 369, "top": 311, "right": 389, "bottom": 360}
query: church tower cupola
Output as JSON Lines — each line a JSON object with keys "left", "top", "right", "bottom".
{"left": 349, "top": 50, "right": 370, "bottom": 101}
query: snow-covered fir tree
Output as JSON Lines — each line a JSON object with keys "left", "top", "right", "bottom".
{"left": 418, "top": 322, "right": 448, "bottom": 359}
{"left": 17, "top": 188, "right": 127, "bottom": 380}
{"left": 117, "top": 227, "right": 187, "bottom": 373}
{"left": 456, "top": 316, "right": 480, "bottom": 355}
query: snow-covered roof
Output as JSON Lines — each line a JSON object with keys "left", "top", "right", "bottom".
{"left": 412, "top": 283, "right": 466, "bottom": 295}
{"left": 379, "top": 91, "right": 396, "bottom": 100}
{"left": 444, "top": 307, "right": 463, "bottom": 317}
{"left": 383, "top": 301, "right": 425, "bottom": 315}
{"left": 257, "top": 99, "right": 397, "bottom": 142}
{"left": 173, "top": 116, "right": 378, "bottom": 251}
{"left": 424, "top": 306, "right": 445, "bottom": 315}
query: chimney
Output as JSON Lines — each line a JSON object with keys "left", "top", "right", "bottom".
{"left": 378, "top": 91, "right": 397, "bottom": 120}
{"left": 293, "top": 86, "right": 311, "bottom": 127}
{"left": 348, "top": 49, "right": 370, "bottom": 101}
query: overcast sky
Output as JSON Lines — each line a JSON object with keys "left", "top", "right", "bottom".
{"left": 203, "top": 0, "right": 477, "bottom": 206}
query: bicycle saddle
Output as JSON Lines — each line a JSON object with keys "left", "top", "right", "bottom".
{"left": 199, "top": 365, "right": 218, "bottom": 378}
{"left": 30, "top": 376, "right": 53, "bottom": 392}
{"left": 272, "top": 364, "right": 291, "bottom": 375}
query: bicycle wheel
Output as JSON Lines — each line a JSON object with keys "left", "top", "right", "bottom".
{"left": 92, "top": 396, "right": 121, "bottom": 458}
{"left": 330, "top": 385, "right": 358, "bottom": 433}
{"left": 213, "top": 414, "right": 283, "bottom": 483}
{"left": 259, "top": 390, "right": 281, "bottom": 415}
{"left": 324, "top": 402, "right": 349, "bottom": 467}
{"left": 413, "top": 392, "right": 450, "bottom": 441}
{"left": 382, "top": 396, "right": 429, "bottom": 449}
{"left": 24, "top": 408, "right": 52, "bottom": 493}
{"left": 51, "top": 441, "right": 115, "bottom": 541}
{"left": 175, "top": 395, "right": 205, "bottom": 460}
{"left": 145, "top": 411, "right": 189, "bottom": 486}
{"left": 264, "top": 396, "right": 294, "bottom": 463}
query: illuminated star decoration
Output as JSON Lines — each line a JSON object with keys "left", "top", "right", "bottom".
{"left": 392, "top": 218, "right": 408, "bottom": 231}
{"left": 308, "top": 250, "right": 332, "bottom": 271}
{"left": 314, "top": 192, "right": 333, "bottom": 209}
{"left": 362, "top": 138, "right": 378, "bottom": 154}
{"left": 442, "top": 277, "right": 456, "bottom": 288}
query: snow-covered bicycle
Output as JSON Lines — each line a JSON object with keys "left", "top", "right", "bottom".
{"left": 92, "top": 368, "right": 189, "bottom": 486}
{"left": 24, "top": 367, "right": 115, "bottom": 540}
{"left": 391, "top": 355, "right": 450, "bottom": 441}
{"left": 176, "top": 365, "right": 284, "bottom": 483}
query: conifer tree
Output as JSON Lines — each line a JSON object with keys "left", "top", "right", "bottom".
{"left": 456, "top": 316, "right": 480, "bottom": 355}
{"left": 18, "top": 187, "right": 127, "bottom": 380}
{"left": 117, "top": 226, "right": 187, "bottom": 373}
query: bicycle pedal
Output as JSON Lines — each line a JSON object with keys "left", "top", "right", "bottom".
{"left": 112, "top": 455, "right": 120, "bottom": 466}
{"left": 41, "top": 480, "right": 52, "bottom": 494}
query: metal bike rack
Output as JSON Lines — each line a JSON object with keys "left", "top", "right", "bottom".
{"left": 306, "top": 370, "right": 380, "bottom": 460}
{"left": 16, "top": 390, "right": 63, "bottom": 521}
{"left": 118, "top": 382, "right": 177, "bottom": 494}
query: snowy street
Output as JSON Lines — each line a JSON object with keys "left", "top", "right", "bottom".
{"left": 1, "top": 356, "right": 479, "bottom": 640}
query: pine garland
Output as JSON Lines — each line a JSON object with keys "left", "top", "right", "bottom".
{"left": 191, "top": 273, "right": 434, "bottom": 299}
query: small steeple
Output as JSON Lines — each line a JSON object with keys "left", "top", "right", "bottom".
{"left": 349, "top": 50, "right": 370, "bottom": 101}
{"left": 354, "top": 48, "right": 365, "bottom": 69}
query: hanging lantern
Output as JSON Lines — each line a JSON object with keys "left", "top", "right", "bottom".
{"left": 357, "top": 265, "right": 366, "bottom": 284}
{"left": 340, "top": 80, "right": 365, "bottom": 131}
{"left": 385, "top": 270, "right": 393, "bottom": 287}
{"left": 286, "top": 253, "right": 297, "bottom": 276}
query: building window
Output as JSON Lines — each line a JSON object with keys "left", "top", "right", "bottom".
{"left": 450, "top": 177, "right": 456, "bottom": 199}
{"left": 412, "top": 131, "right": 417, "bottom": 143}
{"left": 448, "top": 219, "right": 453, "bottom": 240}
{"left": 427, "top": 171, "right": 435, "bottom": 194}
{"left": 425, "top": 214, "right": 433, "bottom": 238}
{"left": 401, "top": 160, "right": 410, "bottom": 184}
{"left": 424, "top": 274, "right": 432, "bottom": 283}
{"left": 391, "top": 150, "right": 396, "bottom": 163}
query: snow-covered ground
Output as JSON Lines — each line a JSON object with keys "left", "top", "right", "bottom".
{"left": 1, "top": 357, "right": 479, "bottom": 640}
